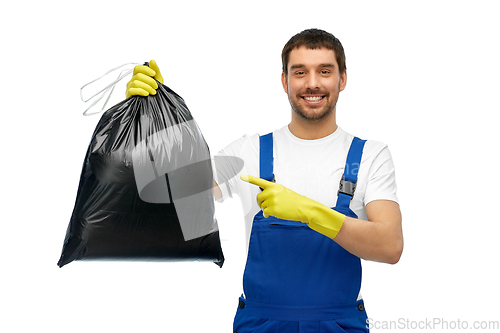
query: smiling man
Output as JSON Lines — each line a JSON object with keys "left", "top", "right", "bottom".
{"left": 285, "top": 48, "right": 344, "bottom": 116}
{"left": 127, "top": 28, "right": 402, "bottom": 333}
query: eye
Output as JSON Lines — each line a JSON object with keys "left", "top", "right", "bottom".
{"left": 320, "top": 70, "right": 331, "bottom": 75}
{"left": 294, "top": 71, "right": 306, "bottom": 76}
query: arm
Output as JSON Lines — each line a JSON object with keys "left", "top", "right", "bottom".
{"left": 334, "top": 200, "right": 403, "bottom": 264}
{"left": 241, "top": 175, "right": 403, "bottom": 265}
{"left": 213, "top": 180, "right": 222, "bottom": 201}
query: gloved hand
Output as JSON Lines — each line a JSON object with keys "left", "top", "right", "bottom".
{"left": 240, "top": 174, "right": 346, "bottom": 239}
{"left": 126, "top": 60, "right": 164, "bottom": 98}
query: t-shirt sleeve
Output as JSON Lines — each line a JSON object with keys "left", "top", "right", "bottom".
{"left": 363, "top": 145, "right": 399, "bottom": 205}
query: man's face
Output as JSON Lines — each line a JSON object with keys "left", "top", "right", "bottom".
{"left": 282, "top": 46, "right": 347, "bottom": 122}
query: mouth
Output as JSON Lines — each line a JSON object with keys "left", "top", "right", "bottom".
{"left": 302, "top": 95, "right": 325, "bottom": 105}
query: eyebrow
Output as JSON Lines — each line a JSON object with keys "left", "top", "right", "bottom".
{"left": 289, "top": 63, "right": 336, "bottom": 71}
{"left": 290, "top": 64, "right": 305, "bottom": 71}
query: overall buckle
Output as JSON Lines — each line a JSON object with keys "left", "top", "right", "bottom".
{"left": 338, "top": 175, "right": 357, "bottom": 200}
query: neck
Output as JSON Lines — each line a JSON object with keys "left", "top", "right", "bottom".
{"left": 288, "top": 109, "right": 338, "bottom": 140}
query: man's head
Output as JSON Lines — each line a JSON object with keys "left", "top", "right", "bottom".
{"left": 281, "top": 29, "right": 346, "bottom": 77}
{"left": 281, "top": 29, "right": 347, "bottom": 125}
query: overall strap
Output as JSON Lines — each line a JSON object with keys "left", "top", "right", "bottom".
{"left": 336, "top": 137, "right": 367, "bottom": 209}
{"left": 259, "top": 133, "right": 274, "bottom": 182}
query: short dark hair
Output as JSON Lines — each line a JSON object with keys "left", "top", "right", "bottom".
{"left": 281, "top": 28, "right": 346, "bottom": 76}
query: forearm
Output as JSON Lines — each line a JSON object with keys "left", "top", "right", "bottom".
{"left": 307, "top": 200, "right": 403, "bottom": 264}
{"left": 334, "top": 214, "right": 403, "bottom": 264}
{"left": 213, "top": 179, "right": 222, "bottom": 201}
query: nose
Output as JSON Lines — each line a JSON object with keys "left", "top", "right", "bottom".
{"left": 306, "top": 72, "right": 320, "bottom": 90}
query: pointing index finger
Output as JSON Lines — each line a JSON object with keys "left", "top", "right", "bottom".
{"left": 240, "top": 174, "right": 273, "bottom": 189}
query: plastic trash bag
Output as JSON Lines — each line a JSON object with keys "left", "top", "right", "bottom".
{"left": 57, "top": 81, "right": 224, "bottom": 267}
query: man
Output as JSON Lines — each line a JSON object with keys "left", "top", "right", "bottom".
{"left": 127, "top": 28, "right": 403, "bottom": 333}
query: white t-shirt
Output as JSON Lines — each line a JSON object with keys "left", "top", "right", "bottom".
{"left": 213, "top": 125, "right": 399, "bottom": 252}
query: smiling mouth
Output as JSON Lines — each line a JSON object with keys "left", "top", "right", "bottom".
{"left": 302, "top": 96, "right": 325, "bottom": 102}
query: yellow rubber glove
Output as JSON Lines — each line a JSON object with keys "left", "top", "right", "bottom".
{"left": 126, "top": 60, "right": 164, "bottom": 98}
{"left": 240, "top": 174, "right": 346, "bottom": 239}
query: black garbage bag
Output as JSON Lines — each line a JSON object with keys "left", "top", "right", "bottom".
{"left": 58, "top": 81, "right": 224, "bottom": 267}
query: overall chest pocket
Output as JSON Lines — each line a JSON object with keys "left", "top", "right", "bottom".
{"left": 261, "top": 216, "right": 307, "bottom": 228}
{"left": 253, "top": 212, "right": 307, "bottom": 228}
{"left": 268, "top": 218, "right": 306, "bottom": 228}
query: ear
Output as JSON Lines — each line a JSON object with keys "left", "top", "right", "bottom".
{"left": 339, "top": 70, "right": 347, "bottom": 92}
{"left": 281, "top": 72, "right": 288, "bottom": 94}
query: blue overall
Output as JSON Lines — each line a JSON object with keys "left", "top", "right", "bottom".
{"left": 233, "top": 133, "right": 369, "bottom": 333}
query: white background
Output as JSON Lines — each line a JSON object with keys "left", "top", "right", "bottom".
{"left": 1, "top": 1, "right": 499, "bottom": 332}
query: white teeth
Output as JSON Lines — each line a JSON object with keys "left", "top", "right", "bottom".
{"left": 304, "top": 96, "right": 323, "bottom": 101}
